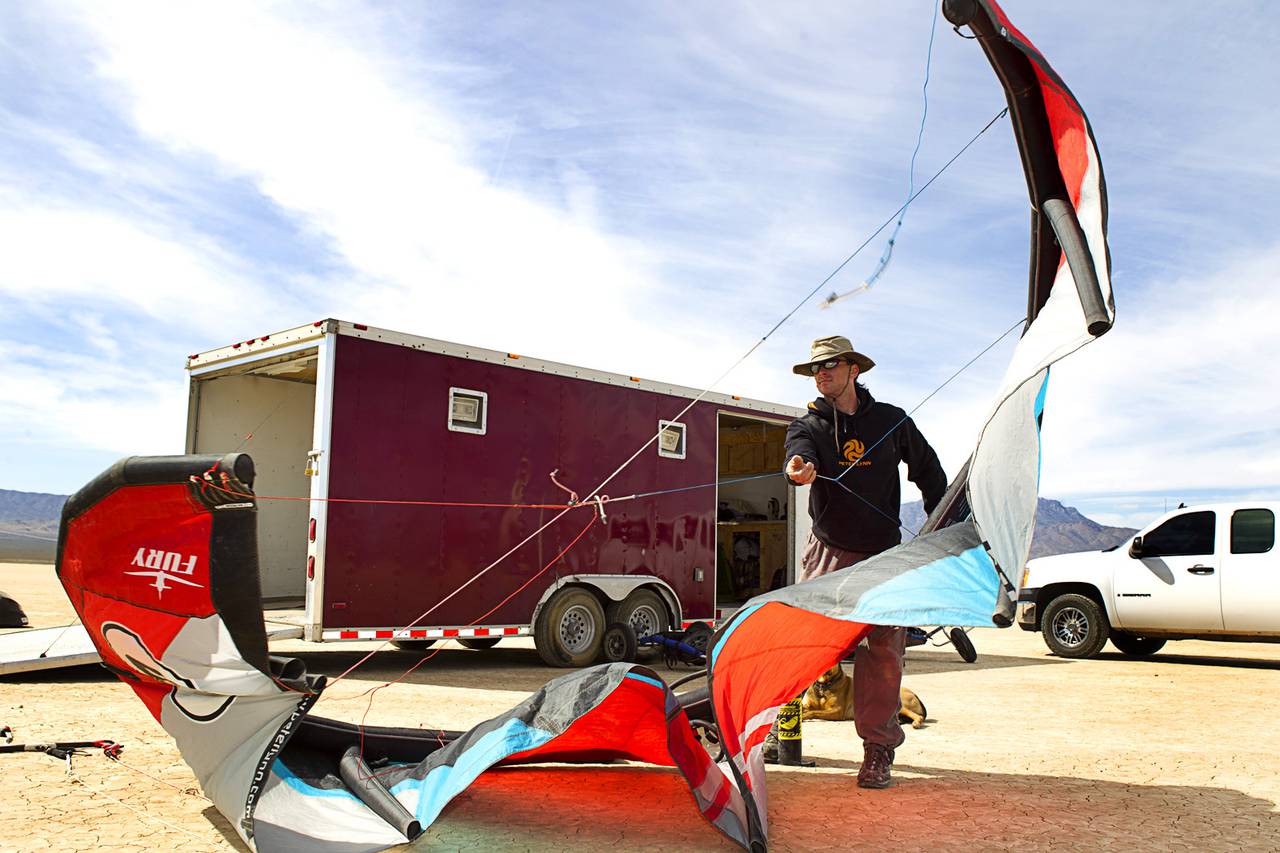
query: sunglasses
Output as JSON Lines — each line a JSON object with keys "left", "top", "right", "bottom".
{"left": 807, "top": 359, "right": 848, "bottom": 375}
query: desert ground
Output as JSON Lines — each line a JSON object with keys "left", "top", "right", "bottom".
{"left": 3, "top": 560, "right": 1279, "bottom": 853}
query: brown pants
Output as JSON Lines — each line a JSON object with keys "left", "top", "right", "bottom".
{"left": 800, "top": 533, "right": 906, "bottom": 750}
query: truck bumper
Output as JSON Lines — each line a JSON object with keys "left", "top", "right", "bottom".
{"left": 1016, "top": 588, "right": 1039, "bottom": 632}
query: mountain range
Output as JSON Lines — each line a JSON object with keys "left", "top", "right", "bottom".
{"left": 0, "top": 488, "right": 64, "bottom": 562}
{"left": 0, "top": 488, "right": 1135, "bottom": 564}
{"left": 899, "top": 498, "right": 1136, "bottom": 559}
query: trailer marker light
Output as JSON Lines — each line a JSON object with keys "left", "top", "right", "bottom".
{"left": 260, "top": 335, "right": 270, "bottom": 342}
{"left": 188, "top": 354, "right": 198, "bottom": 360}
{"left": 732, "top": 395, "right": 742, "bottom": 400}
{"left": 332, "top": 601, "right": 347, "bottom": 609}
{"left": 313, "top": 320, "right": 324, "bottom": 327}
{"left": 309, "top": 518, "right": 316, "bottom": 542}
{"left": 630, "top": 376, "right": 641, "bottom": 382}
{"left": 307, "top": 555, "right": 315, "bottom": 579}
{"left": 507, "top": 353, "right": 520, "bottom": 359}
{"left": 354, "top": 323, "right": 368, "bottom": 330}
{"left": 232, "top": 342, "right": 241, "bottom": 349}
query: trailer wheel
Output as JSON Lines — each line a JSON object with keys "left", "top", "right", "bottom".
{"left": 606, "top": 589, "right": 670, "bottom": 641}
{"left": 391, "top": 639, "right": 436, "bottom": 651}
{"left": 457, "top": 637, "right": 500, "bottom": 650}
{"left": 535, "top": 587, "right": 606, "bottom": 667}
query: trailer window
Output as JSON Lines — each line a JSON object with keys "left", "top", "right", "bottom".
{"left": 448, "top": 388, "right": 488, "bottom": 435}
{"left": 657, "top": 420, "right": 686, "bottom": 459}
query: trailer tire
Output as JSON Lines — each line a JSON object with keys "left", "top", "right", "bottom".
{"left": 457, "top": 637, "right": 500, "bottom": 650}
{"left": 535, "top": 587, "right": 606, "bottom": 667}
{"left": 391, "top": 639, "right": 436, "bottom": 651}
{"left": 606, "top": 589, "right": 670, "bottom": 641}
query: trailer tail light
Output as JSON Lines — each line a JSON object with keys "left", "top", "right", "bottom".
{"left": 309, "top": 518, "right": 316, "bottom": 542}
{"left": 307, "top": 555, "right": 315, "bottom": 579}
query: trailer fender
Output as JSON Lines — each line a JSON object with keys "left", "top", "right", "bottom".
{"left": 530, "top": 575, "right": 681, "bottom": 632}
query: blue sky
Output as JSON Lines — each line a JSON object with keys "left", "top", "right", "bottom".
{"left": 1, "top": 2, "right": 1277, "bottom": 529}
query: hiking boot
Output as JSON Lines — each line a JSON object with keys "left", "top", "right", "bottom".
{"left": 762, "top": 724, "right": 780, "bottom": 764}
{"left": 857, "top": 743, "right": 894, "bottom": 789}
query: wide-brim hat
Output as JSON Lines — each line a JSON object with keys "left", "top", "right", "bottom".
{"left": 792, "top": 335, "right": 875, "bottom": 376}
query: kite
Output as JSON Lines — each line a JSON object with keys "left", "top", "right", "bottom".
{"left": 56, "top": 2, "right": 1111, "bottom": 849}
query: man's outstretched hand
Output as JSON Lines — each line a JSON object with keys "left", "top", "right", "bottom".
{"left": 785, "top": 454, "right": 816, "bottom": 485}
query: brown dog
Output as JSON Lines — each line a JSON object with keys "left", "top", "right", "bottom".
{"left": 800, "top": 663, "right": 928, "bottom": 728}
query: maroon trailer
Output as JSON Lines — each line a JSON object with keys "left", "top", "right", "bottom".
{"left": 185, "top": 320, "right": 810, "bottom": 665}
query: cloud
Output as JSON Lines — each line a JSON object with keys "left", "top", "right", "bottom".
{"left": 1040, "top": 242, "right": 1280, "bottom": 499}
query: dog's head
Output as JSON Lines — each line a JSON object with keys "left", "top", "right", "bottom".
{"left": 814, "top": 663, "right": 848, "bottom": 689}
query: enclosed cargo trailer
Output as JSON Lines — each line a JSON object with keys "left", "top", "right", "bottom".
{"left": 185, "top": 320, "right": 810, "bottom": 665}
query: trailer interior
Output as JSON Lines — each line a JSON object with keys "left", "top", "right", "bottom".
{"left": 714, "top": 412, "right": 795, "bottom": 613}
{"left": 186, "top": 348, "right": 319, "bottom": 606}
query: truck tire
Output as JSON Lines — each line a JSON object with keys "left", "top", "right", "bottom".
{"left": 457, "top": 637, "right": 500, "bottom": 650}
{"left": 606, "top": 589, "right": 670, "bottom": 641}
{"left": 1109, "top": 631, "right": 1166, "bottom": 657}
{"left": 1041, "top": 593, "right": 1109, "bottom": 658}
{"left": 535, "top": 587, "right": 606, "bottom": 667}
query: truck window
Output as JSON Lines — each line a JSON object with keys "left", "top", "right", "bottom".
{"left": 657, "top": 420, "right": 686, "bottom": 459}
{"left": 1142, "top": 510, "right": 1215, "bottom": 557}
{"left": 1231, "top": 509, "right": 1275, "bottom": 554}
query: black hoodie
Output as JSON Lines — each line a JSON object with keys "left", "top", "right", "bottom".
{"left": 784, "top": 385, "right": 947, "bottom": 554}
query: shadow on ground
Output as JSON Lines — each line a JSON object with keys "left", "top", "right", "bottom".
{"left": 402, "top": 761, "right": 1280, "bottom": 852}
{"left": 0, "top": 663, "right": 114, "bottom": 684}
{"left": 286, "top": 646, "right": 701, "bottom": 694}
{"left": 1093, "top": 650, "right": 1280, "bottom": 670}
{"left": 902, "top": 647, "right": 1066, "bottom": 676}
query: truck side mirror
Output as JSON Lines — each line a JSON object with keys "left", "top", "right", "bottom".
{"left": 1128, "top": 536, "right": 1144, "bottom": 558}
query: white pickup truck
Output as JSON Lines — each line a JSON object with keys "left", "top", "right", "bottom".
{"left": 1017, "top": 502, "right": 1279, "bottom": 658}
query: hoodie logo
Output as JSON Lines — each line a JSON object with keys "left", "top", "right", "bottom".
{"left": 841, "top": 439, "right": 871, "bottom": 467}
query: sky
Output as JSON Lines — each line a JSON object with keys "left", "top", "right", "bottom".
{"left": 1, "top": 1, "right": 1277, "bottom": 530}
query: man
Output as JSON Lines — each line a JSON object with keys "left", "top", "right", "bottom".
{"left": 782, "top": 334, "right": 947, "bottom": 788}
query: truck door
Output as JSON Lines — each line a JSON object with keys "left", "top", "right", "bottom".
{"left": 1112, "top": 509, "right": 1223, "bottom": 632}
{"left": 1220, "top": 508, "right": 1277, "bottom": 633}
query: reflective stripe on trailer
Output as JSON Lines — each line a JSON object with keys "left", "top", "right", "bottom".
{"left": 323, "top": 626, "right": 529, "bottom": 640}
{"left": 326, "top": 619, "right": 714, "bottom": 641}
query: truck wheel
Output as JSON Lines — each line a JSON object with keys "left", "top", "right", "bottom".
{"left": 391, "top": 639, "right": 436, "bottom": 651}
{"left": 535, "top": 587, "right": 606, "bottom": 667}
{"left": 1041, "top": 593, "right": 1109, "bottom": 658}
{"left": 1109, "top": 631, "right": 1166, "bottom": 657}
{"left": 457, "top": 637, "right": 500, "bottom": 650}
{"left": 606, "top": 589, "right": 670, "bottom": 641}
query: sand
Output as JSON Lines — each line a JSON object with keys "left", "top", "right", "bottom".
{"left": 2, "top": 560, "right": 1278, "bottom": 852}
